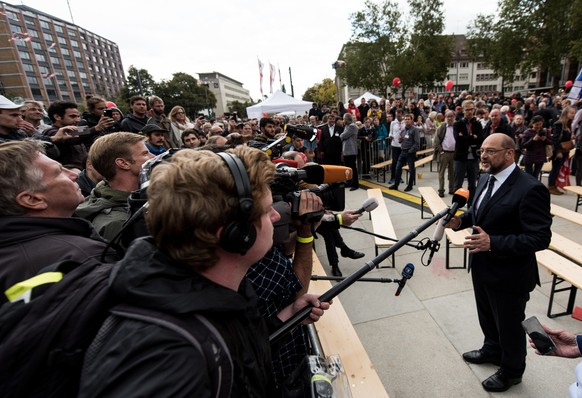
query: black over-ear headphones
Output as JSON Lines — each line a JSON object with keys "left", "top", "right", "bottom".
{"left": 217, "top": 152, "right": 256, "bottom": 255}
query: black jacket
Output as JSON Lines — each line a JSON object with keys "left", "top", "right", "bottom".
{"left": 79, "top": 238, "right": 279, "bottom": 398}
{"left": 120, "top": 113, "right": 148, "bottom": 133}
{"left": 0, "top": 216, "right": 118, "bottom": 303}
{"left": 453, "top": 117, "right": 484, "bottom": 161}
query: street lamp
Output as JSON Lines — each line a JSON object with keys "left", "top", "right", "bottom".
{"left": 332, "top": 60, "right": 346, "bottom": 103}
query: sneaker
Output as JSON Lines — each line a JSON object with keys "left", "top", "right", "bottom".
{"left": 400, "top": 179, "right": 404, "bottom": 183}
{"left": 388, "top": 179, "right": 395, "bottom": 184}
{"left": 438, "top": 191, "right": 445, "bottom": 198}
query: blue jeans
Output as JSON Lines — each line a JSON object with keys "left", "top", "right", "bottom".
{"left": 524, "top": 163, "right": 543, "bottom": 180}
{"left": 393, "top": 151, "right": 416, "bottom": 188}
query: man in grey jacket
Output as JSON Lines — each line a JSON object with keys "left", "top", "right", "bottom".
{"left": 389, "top": 114, "right": 420, "bottom": 192}
{"left": 340, "top": 113, "right": 360, "bottom": 191}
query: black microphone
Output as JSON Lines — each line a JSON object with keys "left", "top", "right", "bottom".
{"left": 354, "top": 197, "right": 379, "bottom": 215}
{"left": 395, "top": 263, "right": 414, "bottom": 296}
{"left": 426, "top": 188, "right": 470, "bottom": 265}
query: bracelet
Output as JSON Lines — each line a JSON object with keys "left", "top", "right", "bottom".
{"left": 337, "top": 214, "right": 343, "bottom": 225}
{"left": 296, "top": 235, "right": 314, "bottom": 244}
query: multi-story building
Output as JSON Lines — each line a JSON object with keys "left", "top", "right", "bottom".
{"left": 198, "top": 72, "right": 251, "bottom": 117}
{"left": 0, "top": 1, "right": 124, "bottom": 104}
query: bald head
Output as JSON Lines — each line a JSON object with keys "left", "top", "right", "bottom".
{"left": 480, "top": 133, "right": 515, "bottom": 174}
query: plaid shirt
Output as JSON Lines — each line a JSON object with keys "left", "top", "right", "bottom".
{"left": 247, "top": 246, "right": 308, "bottom": 384}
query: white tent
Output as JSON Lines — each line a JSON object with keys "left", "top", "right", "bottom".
{"left": 354, "top": 92, "right": 383, "bottom": 104}
{"left": 246, "top": 90, "right": 312, "bottom": 119}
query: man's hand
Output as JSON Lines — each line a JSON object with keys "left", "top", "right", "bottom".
{"left": 293, "top": 191, "right": 323, "bottom": 228}
{"left": 277, "top": 293, "right": 332, "bottom": 324}
{"left": 16, "top": 120, "right": 35, "bottom": 134}
{"left": 444, "top": 215, "right": 461, "bottom": 230}
{"left": 464, "top": 226, "right": 490, "bottom": 253}
{"left": 339, "top": 210, "right": 362, "bottom": 226}
{"left": 530, "top": 325, "right": 581, "bottom": 358}
{"left": 95, "top": 116, "right": 114, "bottom": 132}
{"left": 51, "top": 126, "right": 78, "bottom": 142}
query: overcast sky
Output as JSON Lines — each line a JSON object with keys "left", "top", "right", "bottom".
{"left": 7, "top": 0, "right": 498, "bottom": 101}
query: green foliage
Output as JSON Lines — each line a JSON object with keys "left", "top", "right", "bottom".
{"left": 228, "top": 100, "right": 256, "bottom": 119}
{"left": 302, "top": 78, "right": 337, "bottom": 106}
{"left": 153, "top": 72, "right": 216, "bottom": 119}
{"left": 338, "top": 0, "right": 452, "bottom": 97}
{"left": 114, "top": 66, "right": 156, "bottom": 110}
{"left": 467, "top": 0, "right": 580, "bottom": 90}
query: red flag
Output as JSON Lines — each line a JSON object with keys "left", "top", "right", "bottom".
{"left": 269, "top": 63, "right": 276, "bottom": 94}
{"left": 258, "top": 58, "right": 264, "bottom": 96}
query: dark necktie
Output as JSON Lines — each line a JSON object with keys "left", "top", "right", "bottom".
{"left": 477, "top": 175, "right": 496, "bottom": 218}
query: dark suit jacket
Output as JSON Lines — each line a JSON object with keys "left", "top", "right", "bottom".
{"left": 319, "top": 124, "right": 343, "bottom": 164}
{"left": 453, "top": 117, "right": 484, "bottom": 161}
{"left": 458, "top": 166, "right": 552, "bottom": 293}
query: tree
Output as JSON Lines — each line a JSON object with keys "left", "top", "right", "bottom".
{"left": 467, "top": 0, "right": 580, "bottom": 91}
{"left": 337, "top": 0, "right": 452, "bottom": 97}
{"left": 337, "top": 0, "right": 405, "bottom": 96}
{"left": 302, "top": 78, "right": 336, "bottom": 106}
{"left": 153, "top": 72, "right": 216, "bottom": 119}
{"left": 115, "top": 66, "right": 156, "bottom": 111}
{"left": 228, "top": 100, "right": 256, "bottom": 119}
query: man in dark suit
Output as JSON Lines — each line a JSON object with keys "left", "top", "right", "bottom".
{"left": 453, "top": 100, "right": 485, "bottom": 204}
{"left": 446, "top": 133, "right": 552, "bottom": 393}
{"left": 318, "top": 114, "right": 343, "bottom": 165}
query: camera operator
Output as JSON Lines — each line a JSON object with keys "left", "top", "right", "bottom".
{"left": 280, "top": 151, "right": 365, "bottom": 277}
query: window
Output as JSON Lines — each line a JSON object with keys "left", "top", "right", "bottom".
{"left": 43, "top": 32, "right": 53, "bottom": 42}
{"left": 40, "top": 21, "right": 50, "bottom": 30}
{"left": 54, "top": 25, "right": 63, "bottom": 33}
{"left": 50, "top": 56, "right": 60, "bottom": 64}
{"left": 58, "top": 36, "right": 67, "bottom": 45}
{"left": 67, "top": 70, "right": 76, "bottom": 78}
{"left": 70, "top": 39, "right": 79, "bottom": 48}
{"left": 31, "top": 41, "right": 42, "bottom": 50}
{"left": 61, "top": 48, "right": 70, "bottom": 56}
{"left": 64, "top": 59, "right": 73, "bottom": 67}
{"left": 35, "top": 53, "right": 46, "bottom": 62}
{"left": 74, "top": 50, "right": 81, "bottom": 59}
{"left": 449, "top": 62, "right": 456, "bottom": 69}
{"left": 459, "top": 73, "right": 469, "bottom": 80}
{"left": 22, "top": 63, "right": 35, "bottom": 72}
{"left": 28, "top": 30, "right": 38, "bottom": 38}
{"left": 10, "top": 24, "right": 22, "bottom": 34}
{"left": 460, "top": 62, "right": 469, "bottom": 68}
{"left": 27, "top": 76, "right": 39, "bottom": 85}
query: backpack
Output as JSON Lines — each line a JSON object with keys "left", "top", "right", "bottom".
{"left": 0, "top": 259, "right": 233, "bottom": 398}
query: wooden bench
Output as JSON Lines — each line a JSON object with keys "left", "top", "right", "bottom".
{"left": 564, "top": 186, "right": 582, "bottom": 212}
{"left": 551, "top": 203, "right": 582, "bottom": 227}
{"left": 417, "top": 186, "right": 470, "bottom": 269}
{"left": 536, "top": 249, "right": 582, "bottom": 318}
{"left": 370, "top": 159, "right": 393, "bottom": 183}
{"left": 402, "top": 154, "right": 434, "bottom": 184}
{"left": 367, "top": 189, "right": 397, "bottom": 267}
{"left": 311, "top": 254, "right": 390, "bottom": 397}
{"left": 549, "top": 232, "right": 582, "bottom": 267}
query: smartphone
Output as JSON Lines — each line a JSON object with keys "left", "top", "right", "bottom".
{"left": 75, "top": 125, "right": 91, "bottom": 136}
{"left": 103, "top": 109, "right": 113, "bottom": 118}
{"left": 522, "top": 316, "right": 556, "bottom": 355}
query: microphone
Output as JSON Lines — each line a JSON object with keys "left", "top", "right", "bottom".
{"left": 302, "top": 164, "right": 353, "bottom": 185}
{"left": 427, "top": 188, "right": 470, "bottom": 265}
{"left": 395, "top": 263, "right": 414, "bottom": 296}
{"left": 354, "top": 197, "right": 379, "bottom": 215}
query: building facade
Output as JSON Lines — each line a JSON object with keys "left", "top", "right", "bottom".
{"left": 0, "top": 2, "right": 124, "bottom": 104}
{"left": 198, "top": 72, "right": 251, "bottom": 117}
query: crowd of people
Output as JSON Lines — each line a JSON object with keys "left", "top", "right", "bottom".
{"left": 0, "top": 87, "right": 580, "bottom": 395}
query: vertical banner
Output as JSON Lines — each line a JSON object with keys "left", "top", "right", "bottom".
{"left": 258, "top": 58, "right": 264, "bottom": 97}
{"left": 278, "top": 64, "right": 282, "bottom": 90}
{"left": 568, "top": 68, "right": 582, "bottom": 102}
{"left": 269, "top": 63, "right": 276, "bottom": 94}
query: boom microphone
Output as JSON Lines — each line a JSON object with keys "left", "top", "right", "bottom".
{"left": 395, "top": 263, "right": 415, "bottom": 296}
{"left": 427, "top": 188, "right": 470, "bottom": 265}
{"left": 354, "top": 197, "right": 379, "bottom": 215}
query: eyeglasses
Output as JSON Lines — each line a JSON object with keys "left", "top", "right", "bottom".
{"left": 175, "top": 111, "right": 185, "bottom": 115}
{"left": 477, "top": 148, "right": 510, "bottom": 156}
{"left": 464, "top": 108, "right": 476, "bottom": 112}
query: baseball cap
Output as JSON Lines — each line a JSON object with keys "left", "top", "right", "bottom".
{"left": 142, "top": 124, "right": 168, "bottom": 135}
{"left": 0, "top": 95, "right": 22, "bottom": 110}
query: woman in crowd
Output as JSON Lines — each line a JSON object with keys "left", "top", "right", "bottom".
{"left": 511, "top": 114, "right": 527, "bottom": 163}
{"left": 346, "top": 98, "right": 360, "bottom": 120}
{"left": 415, "top": 114, "right": 427, "bottom": 150}
{"left": 424, "top": 111, "right": 437, "bottom": 149}
{"left": 373, "top": 116, "right": 388, "bottom": 163}
{"left": 548, "top": 106, "right": 576, "bottom": 195}
{"left": 169, "top": 106, "right": 195, "bottom": 146}
{"left": 521, "top": 115, "right": 551, "bottom": 180}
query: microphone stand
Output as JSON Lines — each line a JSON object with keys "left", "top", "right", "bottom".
{"left": 270, "top": 206, "right": 451, "bottom": 344}
{"left": 340, "top": 225, "right": 420, "bottom": 249}
{"left": 310, "top": 275, "right": 400, "bottom": 283}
